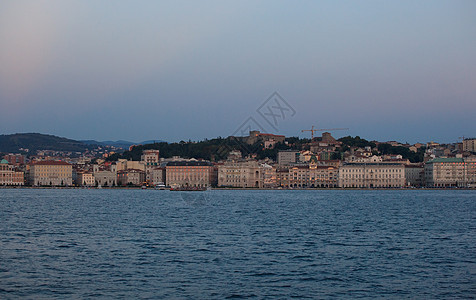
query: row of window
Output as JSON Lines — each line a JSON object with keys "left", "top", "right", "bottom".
{"left": 341, "top": 168, "right": 402, "bottom": 173}
{"left": 169, "top": 177, "right": 208, "bottom": 181}
{"left": 341, "top": 174, "right": 402, "bottom": 179}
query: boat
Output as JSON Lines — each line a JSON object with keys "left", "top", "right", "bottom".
{"left": 155, "top": 183, "right": 167, "bottom": 190}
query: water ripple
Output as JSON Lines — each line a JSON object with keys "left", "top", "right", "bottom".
{"left": 0, "top": 189, "right": 475, "bottom": 299}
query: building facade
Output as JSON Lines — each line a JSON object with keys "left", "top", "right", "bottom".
{"left": 276, "top": 158, "right": 339, "bottom": 188}
{"left": 339, "top": 163, "right": 405, "bottom": 188}
{"left": 148, "top": 167, "right": 165, "bottom": 186}
{"left": 117, "top": 169, "right": 146, "bottom": 186}
{"left": 0, "top": 159, "right": 24, "bottom": 186}
{"left": 217, "top": 160, "right": 262, "bottom": 188}
{"left": 405, "top": 165, "right": 424, "bottom": 187}
{"left": 116, "top": 159, "right": 145, "bottom": 172}
{"left": 166, "top": 161, "right": 217, "bottom": 188}
{"left": 282, "top": 164, "right": 338, "bottom": 188}
{"left": 141, "top": 150, "right": 160, "bottom": 182}
{"left": 93, "top": 164, "right": 117, "bottom": 187}
{"left": 277, "top": 150, "right": 299, "bottom": 166}
{"left": 424, "top": 157, "right": 476, "bottom": 187}
{"left": 3, "top": 154, "right": 25, "bottom": 166}
{"left": 76, "top": 172, "right": 95, "bottom": 186}
{"left": 463, "top": 138, "right": 476, "bottom": 153}
{"left": 260, "top": 163, "right": 277, "bottom": 188}
{"left": 29, "top": 161, "right": 73, "bottom": 186}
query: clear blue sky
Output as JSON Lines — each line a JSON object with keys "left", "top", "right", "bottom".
{"left": 0, "top": 1, "right": 475, "bottom": 143}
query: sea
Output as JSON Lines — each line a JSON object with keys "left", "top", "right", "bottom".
{"left": 0, "top": 189, "right": 475, "bottom": 299}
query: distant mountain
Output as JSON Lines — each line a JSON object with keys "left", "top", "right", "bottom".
{"left": 81, "top": 139, "right": 166, "bottom": 149}
{"left": 0, "top": 133, "right": 166, "bottom": 154}
{"left": 0, "top": 133, "right": 91, "bottom": 153}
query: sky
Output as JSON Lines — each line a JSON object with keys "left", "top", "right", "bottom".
{"left": 0, "top": 1, "right": 475, "bottom": 144}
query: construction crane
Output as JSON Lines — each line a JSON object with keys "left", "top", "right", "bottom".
{"left": 301, "top": 126, "right": 349, "bottom": 139}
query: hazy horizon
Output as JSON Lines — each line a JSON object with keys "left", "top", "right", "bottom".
{"left": 1, "top": 1, "right": 475, "bottom": 144}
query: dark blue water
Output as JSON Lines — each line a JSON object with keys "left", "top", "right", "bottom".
{"left": 0, "top": 189, "right": 475, "bottom": 299}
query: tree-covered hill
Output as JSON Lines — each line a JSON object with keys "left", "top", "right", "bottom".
{"left": 106, "top": 137, "right": 307, "bottom": 162}
{"left": 338, "top": 136, "right": 376, "bottom": 148}
{"left": 0, "top": 133, "right": 92, "bottom": 153}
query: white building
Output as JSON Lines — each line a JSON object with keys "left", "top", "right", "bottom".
{"left": 117, "top": 169, "right": 146, "bottom": 186}
{"left": 218, "top": 160, "right": 262, "bottom": 188}
{"left": 93, "top": 164, "right": 117, "bottom": 187}
{"left": 77, "top": 172, "right": 95, "bottom": 186}
{"left": 424, "top": 157, "right": 476, "bottom": 187}
{"left": 166, "top": 161, "right": 217, "bottom": 188}
{"left": 149, "top": 167, "right": 165, "bottom": 186}
{"left": 260, "top": 163, "right": 277, "bottom": 188}
{"left": 30, "top": 161, "right": 73, "bottom": 186}
{"left": 339, "top": 163, "right": 405, "bottom": 188}
{"left": 141, "top": 150, "right": 160, "bottom": 182}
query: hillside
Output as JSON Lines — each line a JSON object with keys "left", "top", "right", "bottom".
{"left": 81, "top": 139, "right": 166, "bottom": 149}
{"left": 0, "top": 133, "right": 91, "bottom": 153}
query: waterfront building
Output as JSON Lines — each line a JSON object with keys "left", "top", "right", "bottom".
{"left": 93, "top": 164, "right": 117, "bottom": 187}
{"left": 260, "top": 163, "right": 277, "bottom": 188}
{"left": 29, "top": 161, "right": 73, "bottom": 186}
{"left": 404, "top": 165, "right": 424, "bottom": 187}
{"left": 424, "top": 157, "right": 476, "bottom": 187}
{"left": 0, "top": 159, "right": 24, "bottom": 186}
{"left": 217, "top": 160, "right": 262, "bottom": 188}
{"left": 284, "top": 164, "right": 339, "bottom": 188}
{"left": 141, "top": 149, "right": 160, "bottom": 182}
{"left": 166, "top": 161, "right": 217, "bottom": 188}
{"left": 149, "top": 167, "right": 165, "bottom": 186}
{"left": 76, "top": 172, "right": 95, "bottom": 186}
{"left": 117, "top": 169, "right": 146, "bottom": 186}
{"left": 467, "top": 157, "right": 476, "bottom": 188}
{"left": 276, "top": 167, "right": 290, "bottom": 187}
{"left": 338, "top": 163, "right": 405, "bottom": 188}
{"left": 276, "top": 157, "right": 338, "bottom": 188}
